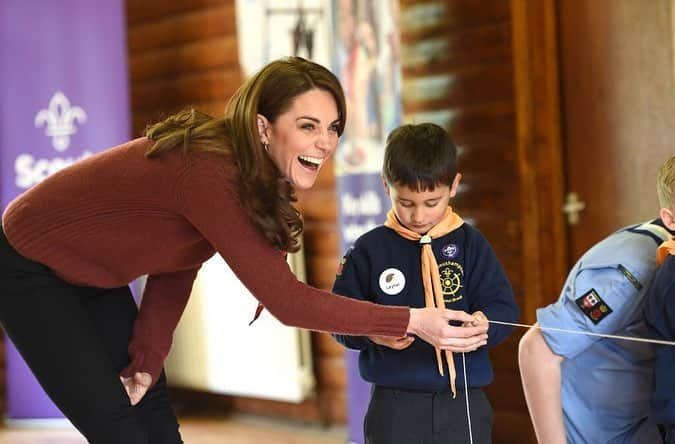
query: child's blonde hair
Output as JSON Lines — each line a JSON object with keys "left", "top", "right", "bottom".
{"left": 657, "top": 156, "right": 675, "bottom": 210}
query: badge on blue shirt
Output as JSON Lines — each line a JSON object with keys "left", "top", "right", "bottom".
{"left": 575, "top": 289, "right": 613, "bottom": 324}
{"left": 617, "top": 264, "right": 643, "bottom": 290}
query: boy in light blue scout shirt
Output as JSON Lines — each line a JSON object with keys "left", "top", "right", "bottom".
{"left": 519, "top": 157, "right": 675, "bottom": 444}
{"left": 332, "top": 123, "right": 519, "bottom": 444}
{"left": 643, "top": 156, "right": 675, "bottom": 443}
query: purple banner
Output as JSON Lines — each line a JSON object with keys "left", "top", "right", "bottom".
{"left": 0, "top": 0, "right": 131, "bottom": 419}
{"left": 332, "top": 1, "right": 402, "bottom": 442}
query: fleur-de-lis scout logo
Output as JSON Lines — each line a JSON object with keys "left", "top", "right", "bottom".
{"left": 35, "top": 91, "right": 87, "bottom": 151}
{"left": 439, "top": 260, "right": 464, "bottom": 304}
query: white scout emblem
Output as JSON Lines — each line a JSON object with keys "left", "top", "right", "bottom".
{"left": 442, "top": 243, "right": 458, "bottom": 258}
{"left": 35, "top": 91, "right": 87, "bottom": 151}
{"left": 379, "top": 268, "right": 406, "bottom": 295}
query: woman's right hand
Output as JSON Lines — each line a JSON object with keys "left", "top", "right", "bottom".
{"left": 407, "top": 307, "right": 488, "bottom": 352}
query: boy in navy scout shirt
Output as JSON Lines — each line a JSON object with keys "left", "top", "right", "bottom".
{"left": 332, "top": 123, "right": 519, "bottom": 444}
{"left": 644, "top": 156, "right": 675, "bottom": 444}
{"left": 519, "top": 156, "right": 675, "bottom": 444}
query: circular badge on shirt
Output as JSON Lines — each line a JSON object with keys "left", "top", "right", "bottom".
{"left": 379, "top": 268, "right": 406, "bottom": 295}
{"left": 442, "top": 243, "right": 458, "bottom": 259}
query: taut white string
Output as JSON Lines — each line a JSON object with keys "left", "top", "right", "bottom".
{"left": 488, "top": 319, "right": 675, "bottom": 346}
{"left": 462, "top": 352, "right": 473, "bottom": 444}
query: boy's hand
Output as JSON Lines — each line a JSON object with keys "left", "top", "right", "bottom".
{"left": 462, "top": 311, "right": 489, "bottom": 351}
{"left": 464, "top": 311, "right": 488, "bottom": 327}
{"left": 368, "top": 335, "right": 415, "bottom": 350}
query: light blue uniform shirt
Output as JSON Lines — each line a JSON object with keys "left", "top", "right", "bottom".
{"left": 537, "top": 222, "right": 670, "bottom": 444}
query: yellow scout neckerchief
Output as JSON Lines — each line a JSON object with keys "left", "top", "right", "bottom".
{"left": 657, "top": 239, "right": 675, "bottom": 265}
{"left": 384, "top": 206, "right": 464, "bottom": 396}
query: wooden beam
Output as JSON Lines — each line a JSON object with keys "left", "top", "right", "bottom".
{"left": 510, "top": 0, "right": 567, "bottom": 322}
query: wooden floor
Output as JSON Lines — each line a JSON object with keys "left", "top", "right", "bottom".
{"left": 0, "top": 414, "right": 348, "bottom": 444}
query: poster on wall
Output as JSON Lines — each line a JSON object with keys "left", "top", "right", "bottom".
{"left": 236, "top": 0, "right": 334, "bottom": 76}
{"left": 331, "top": 1, "right": 403, "bottom": 443}
{"left": 0, "top": 0, "right": 131, "bottom": 421}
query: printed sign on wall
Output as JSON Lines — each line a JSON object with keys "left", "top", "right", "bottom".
{"left": 331, "top": 1, "right": 403, "bottom": 443}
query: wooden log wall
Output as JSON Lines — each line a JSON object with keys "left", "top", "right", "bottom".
{"left": 399, "top": 0, "right": 565, "bottom": 442}
{"left": 126, "top": 0, "right": 346, "bottom": 424}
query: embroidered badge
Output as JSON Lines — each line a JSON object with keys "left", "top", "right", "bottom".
{"left": 575, "top": 289, "right": 613, "bottom": 324}
{"left": 438, "top": 261, "right": 464, "bottom": 304}
{"left": 378, "top": 268, "right": 406, "bottom": 295}
{"left": 618, "top": 265, "right": 642, "bottom": 290}
{"left": 336, "top": 257, "right": 347, "bottom": 276}
{"left": 442, "top": 243, "right": 458, "bottom": 259}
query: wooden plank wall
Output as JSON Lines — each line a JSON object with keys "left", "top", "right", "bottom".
{"left": 127, "top": 0, "right": 241, "bottom": 136}
{"left": 126, "top": 0, "right": 346, "bottom": 424}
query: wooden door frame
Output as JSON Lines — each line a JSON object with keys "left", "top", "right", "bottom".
{"left": 510, "top": 0, "right": 568, "bottom": 322}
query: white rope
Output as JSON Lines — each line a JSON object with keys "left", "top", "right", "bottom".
{"left": 488, "top": 319, "right": 675, "bottom": 346}
{"left": 462, "top": 352, "right": 473, "bottom": 444}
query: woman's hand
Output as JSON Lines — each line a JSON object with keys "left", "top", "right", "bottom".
{"left": 120, "top": 372, "right": 152, "bottom": 406}
{"left": 407, "top": 307, "right": 488, "bottom": 352}
{"left": 368, "top": 334, "right": 415, "bottom": 350}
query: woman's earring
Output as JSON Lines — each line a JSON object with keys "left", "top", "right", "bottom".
{"left": 263, "top": 142, "right": 270, "bottom": 153}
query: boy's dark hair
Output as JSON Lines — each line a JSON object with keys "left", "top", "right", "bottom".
{"left": 382, "top": 122, "right": 457, "bottom": 191}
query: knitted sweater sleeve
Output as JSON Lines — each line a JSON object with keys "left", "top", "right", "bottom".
{"left": 178, "top": 157, "right": 410, "bottom": 338}
{"left": 331, "top": 243, "right": 376, "bottom": 350}
{"left": 121, "top": 267, "right": 200, "bottom": 384}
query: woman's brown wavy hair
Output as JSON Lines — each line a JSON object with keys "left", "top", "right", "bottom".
{"left": 144, "top": 57, "right": 346, "bottom": 253}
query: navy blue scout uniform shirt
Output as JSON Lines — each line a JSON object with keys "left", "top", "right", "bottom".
{"left": 644, "top": 253, "right": 675, "bottom": 425}
{"left": 332, "top": 223, "right": 519, "bottom": 392}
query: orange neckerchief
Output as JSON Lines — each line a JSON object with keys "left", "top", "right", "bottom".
{"left": 384, "top": 207, "right": 464, "bottom": 397}
{"left": 657, "top": 239, "right": 675, "bottom": 265}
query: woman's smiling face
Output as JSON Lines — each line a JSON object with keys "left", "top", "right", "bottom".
{"left": 258, "top": 88, "right": 340, "bottom": 190}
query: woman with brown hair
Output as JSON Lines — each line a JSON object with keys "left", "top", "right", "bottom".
{"left": 0, "top": 57, "right": 488, "bottom": 443}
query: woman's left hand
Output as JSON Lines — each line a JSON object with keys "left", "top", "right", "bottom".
{"left": 120, "top": 372, "right": 152, "bottom": 406}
